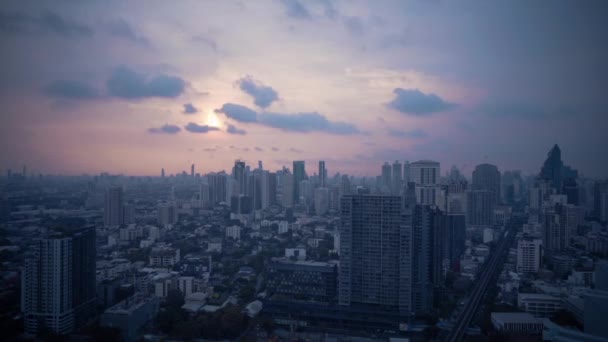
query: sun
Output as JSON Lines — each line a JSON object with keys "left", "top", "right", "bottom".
{"left": 205, "top": 111, "right": 221, "bottom": 128}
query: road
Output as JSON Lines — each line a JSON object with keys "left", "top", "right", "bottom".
{"left": 443, "top": 219, "right": 518, "bottom": 342}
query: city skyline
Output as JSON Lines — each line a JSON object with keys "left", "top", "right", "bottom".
{"left": 1, "top": 1, "right": 607, "bottom": 177}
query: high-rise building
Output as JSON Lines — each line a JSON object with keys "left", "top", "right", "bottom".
{"left": 542, "top": 203, "right": 570, "bottom": 259}
{"left": 585, "top": 261, "right": 608, "bottom": 338}
{"left": 319, "top": 161, "right": 327, "bottom": 188}
{"left": 594, "top": 180, "right": 608, "bottom": 221}
{"left": 411, "top": 205, "right": 434, "bottom": 314}
{"left": 539, "top": 144, "right": 564, "bottom": 191}
{"left": 466, "top": 190, "right": 495, "bottom": 226}
{"left": 314, "top": 187, "right": 329, "bottom": 216}
{"left": 403, "top": 161, "right": 411, "bottom": 184}
{"left": 158, "top": 202, "right": 178, "bottom": 226}
{"left": 104, "top": 186, "right": 124, "bottom": 226}
{"left": 261, "top": 171, "right": 277, "bottom": 209}
{"left": 207, "top": 173, "right": 227, "bottom": 204}
{"left": 191, "top": 164, "right": 195, "bottom": 178}
{"left": 161, "top": 168, "right": 165, "bottom": 178}
{"left": 432, "top": 213, "right": 466, "bottom": 285}
{"left": 381, "top": 162, "right": 392, "bottom": 193}
{"left": 293, "top": 161, "right": 306, "bottom": 204}
{"left": 472, "top": 163, "right": 501, "bottom": 204}
{"left": 517, "top": 237, "right": 543, "bottom": 274}
{"left": 281, "top": 173, "right": 294, "bottom": 208}
{"left": 339, "top": 195, "right": 412, "bottom": 315}
{"left": 392, "top": 161, "right": 403, "bottom": 195}
{"left": 232, "top": 160, "right": 246, "bottom": 195}
{"left": 410, "top": 160, "right": 440, "bottom": 206}
{"left": 22, "top": 227, "right": 96, "bottom": 335}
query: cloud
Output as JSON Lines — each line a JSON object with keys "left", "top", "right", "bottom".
{"left": 272, "top": 147, "right": 280, "bottom": 152}
{"left": 106, "top": 66, "right": 186, "bottom": 99}
{"left": 192, "top": 34, "right": 218, "bottom": 52}
{"left": 281, "top": 0, "right": 312, "bottom": 20}
{"left": 106, "top": 18, "right": 148, "bottom": 45}
{"left": 343, "top": 16, "right": 364, "bottom": 35}
{"left": 387, "top": 88, "right": 456, "bottom": 115}
{"left": 254, "top": 147, "right": 264, "bottom": 152}
{"left": 148, "top": 124, "right": 181, "bottom": 134}
{"left": 184, "top": 122, "right": 220, "bottom": 133}
{"left": 183, "top": 103, "right": 198, "bottom": 114}
{"left": 43, "top": 80, "right": 99, "bottom": 99}
{"left": 290, "top": 148, "right": 303, "bottom": 153}
{"left": 215, "top": 103, "right": 258, "bottom": 122}
{"left": 226, "top": 123, "right": 247, "bottom": 135}
{"left": 216, "top": 103, "right": 361, "bottom": 135}
{"left": 237, "top": 76, "right": 279, "bottom": 108}
{"left": 0, "top": 10, "right": 93, "bottom": 37}
{"left": 388, "top": 128, "right": 428, "bottom": 139}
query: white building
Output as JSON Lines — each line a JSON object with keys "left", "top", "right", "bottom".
{"left": 225, "top": 225, "right": 241, "bottom": 240}
{"left": 517, "top": 238, "right": 542, "bottom": 274}
{"left": 410, "top": 160, "right": 440, "bottom": 206}
{"left": 518, "top": 293, "right": 562, "bottom": 317}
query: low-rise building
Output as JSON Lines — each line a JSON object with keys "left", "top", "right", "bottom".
{"left": 100, "top": 294, "right": 159, "bottom": 341}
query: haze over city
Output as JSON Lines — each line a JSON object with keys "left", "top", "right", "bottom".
{"left": 1, "top": 1, "right": 607, "bottom": 177}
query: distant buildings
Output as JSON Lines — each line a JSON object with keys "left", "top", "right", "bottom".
{"left": 292, "top": 161, "right": 306, "bottom": 204}
{"left": 104, "top": 186, "right": 125, "bottom": 226}
{"left": 472, "top": 163, "right": 501, "bottom": 204}
{"left": 22, "top": 227, "right": 97, "bottom": 335}
{"left": 410, "top": 160, "right": 440, "bottom": 206}
{"left": 466, "top": 190, "right": 494, "bottom": 226}
{"left": 517, "top": 237, "right": 543, "bottom": 274}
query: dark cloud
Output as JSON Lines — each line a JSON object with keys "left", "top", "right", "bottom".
{"left": 237, "top": 76, "right": 279, "bottom": 108}
{"left": 106, "top": 18, "right": 149, "bottom": 45}
{"left": 215, "top": 103, "right": 258, "bottom": 123}
{"left": 106, "top": 66, "right": 186, "bottom": 99}
{"left": 281, "top": 0, "right": 312, "bottom": 20}
{"left": 321, "top": 0, "right": 338, "bottom": 19}
{"left": 43, "top": 80, "right": 99, "bottom": 99}
{"left": 226, "top": 123, "right": 247, "bottom": 135}
{"left": 387, "top": 88, "right": 456, "bottom": 115}
{"left": 0, "top": 10, "right": 93, "bottom": 37}
{"left": 184, "top": 122, "right": 220, "bottom": 134}
{"left": 254, "top": 147, "right": 264, "bottom": 152}
{"left": 343, "top": 16, "right": 364, "bottom": 35}
{"left": 290, "top": 148, "right": 303, "bottom": 153}
{"left": 183, "top": 103, "right": 198, "bottom": 114}
{"left": 216, "top": 103, "right": 361, "bottom": 135}
{"left": 272, "top": 147, "right": 280, "bottom": 152}
{"left": 148, "top": 124, "right": 181, "bottom": 134}
{"left": 192, "top": 34, "right": 218, "bottom": 52}
{"left": 388, "top": 128, "right": 428, "bottom": 139}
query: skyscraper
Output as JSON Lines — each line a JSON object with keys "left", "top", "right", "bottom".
{"left": 104, "top": 186, "right": 124, "bottom": 226}
{"left": 392, "top": 160, "right": 403, "bottom": 195}
{"left": 232, "top": 160, "right": 246, "bottom": 195}
{"left": 22, "top": 227, "right": 96, "bottom": 335}
{"left": 411, "top": 205, "right": 434, "bottom": 314}
{"left": 339, "top": 195, "right": 412, "bottom": 315}
{"left": 466, "top": 190, "right": 494, "bottom": 226}
{"left": 293, "top": 161, "right": 306, "bottom": 204}
{"left": 381, "top": 162, "right": 392, "bottom": 193}
{"left": 319, "top": 161, "right": 327, "bottom": 188}
{"left": 472, "top": 163, "right": 501, "bottom": 204}
{"left": 539, "top": 144, "right": 564, "bottom": 191}
{"left": 410, "top": 160, "right": 440, "bottom": 206}
{"left": 191, "top": 163, "right": 195, "bottom": 178}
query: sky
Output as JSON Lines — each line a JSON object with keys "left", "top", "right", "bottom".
{"left": 1, "top": 0, "right": 607, "bottom": 178}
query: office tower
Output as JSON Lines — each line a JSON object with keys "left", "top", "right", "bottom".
{"left": 314, "top": 187, "right": 329, "bottom": 216}
{"left": 22, "top": 227, "right": 96, "bottom": 335}
{"left": 258, "top": 160, "right": 263, "bottom": 170}
{"left": 472, "top": 163, "right": 501, "bottom": 204}
{"left": 339, "top": 195, "right": 412, "bottom": 315}
{"left": 158, "top": 203, "right": 178, "bottom": 226}
{"left": 403, "top": 161, "right": 411, "bottom": 184}
{"left": 585, "top": 261, "right": 608, "bottom": 338}
{"left": 562, "top": 178, "right": 579, "bottom": 205}
{"left": 292, "top": 161, "right": 306, "bottom": 204}
{"left": 329, "top": 186, "right": 341, "bottom": 211}
{"left": 281, "top": 173, "right": 294, "bottom": 208}
{"left": 381, "top": 162, "right": 392, "bottom": 192}
{"left": 191, "top": 164, "right": 195, "bottom": 178}
{"left": 466, "top": 190, "right": 494, "bottom": 226}
{"left": 319, "top": 161, "right": 327, "bottom": 188}
{"left": 207, "top": 173, "right": 227, "bottom": 205}
{"left": 247, "top": 172, "right": 262, "bottom": 210}
{"left": 261, "top": 171, "right": 277, "bottom": 209}
{"left": 123, "top": 203, "right": 135, "bottom": 224}
{"left": 502, "top": 170, "right": 523, "bottom": 204}
{"left": 232, "top": 160, "right": 246, "bottom": 195}
{"left": 299, "top": 179, "right": 314, "bottom": 206}
{"left": 231, "top": 195, "right": 253, "bottom": 214}
{"left": 410, "top": 160, "right": 441, "bottom": 206}
{"left": 542, "top": 203, "right": 570, "bottom": 259}
{"left": 517, "top": 237, "right": 543, "bottom": 274}
{"left": 340, "top": 175, "right": 351, "bottom": 197}
{"left": 539, "top": 144, "right": 564, "bottom": 191}
{"left": 411, "top": 205, "right": 433, "bottom": 314}
{"left": 199, "top": 183, "right": 210, "bottom": 207}
{"left": 594, "top": 180, "right": 608, "bottom": 220}
{"left": 392, "top": 161, "right": 403, "bottom": 195}
{"left": 104, "top": 186, "right": 124, "bottom": 226}
{"left": 432, "top": 213, "right": 466, "bottom": 284}
{"left": 161, "top": 168, "right": 165, "bottom": 178}
{"left": 267, "top": 259, "right": 337, "bottom": 302}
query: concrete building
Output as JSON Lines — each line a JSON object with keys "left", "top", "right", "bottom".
{"left": 584, "top": 261, "right": 608, "bottom": 338}
{"left": 466, "top": 190, "right": 495, "bottom": 226}
{"left": 267, "top": 259, "right": 337, "bottom": 302}
{"left": 226, "top": 225, "right": 241, "bottom": 240}
{"left": 158, "top": 202, "right": 178, "bottom": 226}
{"left": 293, "top": 161, "right": 306, "bottom": 204}
{"left": 100, "top": 295, "right": 159, "bottom": 342}
{"left": 517, "top": 237, "right": 543, "bottom": 274}
{"left": 339, "top": 195, "right": 412, "bottom": 315}
{"left": 22, "top": 227, "right": 97, "bottom": 335}
{"left": 517, "top": 293, "right": 562, "bottom": 317}
{"left": 410, "top": 160, "right": 441, "bottom": 206}
{"left": 472, "top": 163, "right": 501, "bottom": 204}
{"left": 314, "top": 187, "right": 329, "bottom": 216}
{"left": 104, "top": 186, "right": 125, "bottom": 226}
{"left": 491, "top": 312, "right": 543, "bottom": 334}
